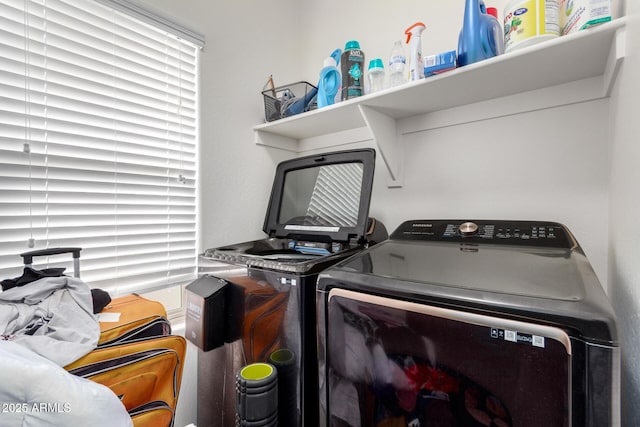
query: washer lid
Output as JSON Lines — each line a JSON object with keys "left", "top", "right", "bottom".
{"left": 320, "top": 226, "right": 618, "bottom": 345}
{"left": 347, "top": 239, "right": 586, "bottom": 301}
{"left": 263, "top": 149, "right": 376, "bottom": 244}
{"left": 362, "top": 219, "right": 585, "bottom": 300}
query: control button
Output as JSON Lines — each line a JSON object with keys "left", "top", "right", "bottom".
{"left": 458, "top": 222, "right": 479, "bottom": 237}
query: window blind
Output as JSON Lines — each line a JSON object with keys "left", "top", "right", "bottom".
{"left": 0, "top": 0, "right": 199, "bottom": 295}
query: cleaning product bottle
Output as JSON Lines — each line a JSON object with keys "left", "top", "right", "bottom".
{"left": 317, "top": 49, "right": 341, "bottom": 108}
{"left": 388, "top": 40, "right": 406, "bottom": 87}
{"left": 341, "top": 40, "right": 365, "bottom": 100}
{"left": 367, "top": 58, "right": 385, "bottom": 93}
{"left": 458, "top": 0, "right": 504, "bottom": 67}
{"left": 404, "top": 22, "right": 426, "bottom": 81}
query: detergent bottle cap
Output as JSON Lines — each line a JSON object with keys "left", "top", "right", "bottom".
{"left": 344, "top": 40, "right": 361, "bottom": 51}
{"left": 404, "top": 22, "right": 426, "bottom": 44}
{"left": 324, "top": 56, "right": 337, "bottom": 68}
{"left": 330, "top": 48, "right": 341, "bottom": 66}
{"left": 486, "top": 7, "right": 498, "bottom": 18}
{"left": 368, "top": 58, "right": 384, "bottom": 71}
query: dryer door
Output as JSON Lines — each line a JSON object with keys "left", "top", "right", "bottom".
{"left": 325, "top": 288, "right": 572, "bottom": 427}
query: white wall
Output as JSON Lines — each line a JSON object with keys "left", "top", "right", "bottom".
{"left": 129, "top": 0, "right": 636, "bottom": 424}
{"left": 609, "top": 2, "right": 640, "bottom": 424}
{"left": 297, "top": 99, "right": 611, "bottom": 286}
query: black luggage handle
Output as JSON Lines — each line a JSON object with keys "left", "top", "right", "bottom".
{"left": 20, "top": 247, "right": 82, "bottom": 278}
{"left": 20, "top": 247, "right": 82, "bottom": 264}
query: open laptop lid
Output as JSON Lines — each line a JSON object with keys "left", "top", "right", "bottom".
{"left": 263, "top": 149, "right": 376, "bottom": 244}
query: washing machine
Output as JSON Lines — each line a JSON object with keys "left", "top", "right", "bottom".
{"left": 316, "top": 219, "right": 619, "bottom": 427}
{"left": 188, "top": 149, "right": 387, "bottom": 427}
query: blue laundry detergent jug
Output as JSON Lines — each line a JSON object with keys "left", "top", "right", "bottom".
{"left": 317, "top": 49, "right": 341, "bottom": 108}
{"left": 458, "top": 0, "right": 504, "bottom": 67}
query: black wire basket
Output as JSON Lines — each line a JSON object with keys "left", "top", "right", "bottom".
{"left": 261, "top": 81, "right": 317, "bottom": 122}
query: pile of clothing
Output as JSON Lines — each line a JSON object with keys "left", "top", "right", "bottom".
{"left": 0, "top": 267, "right": 132, "bottom": 427}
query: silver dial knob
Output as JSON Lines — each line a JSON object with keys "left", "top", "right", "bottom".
{"left": 459, "top": 222, "right": 479, "bottom": 236}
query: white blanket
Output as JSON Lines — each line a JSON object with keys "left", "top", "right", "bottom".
{"left": 0, "top": 276, "right": 99, "bottom": 366}
{"left": 0, "top": 340, "right": 132, "bottom": 427}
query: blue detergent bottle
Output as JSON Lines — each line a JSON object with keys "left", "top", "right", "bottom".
{"left": 317, "top": 49, "right": 341, "bottom": 108}
{"left": 458, "top": 0, "right": 504, "bottom": 67}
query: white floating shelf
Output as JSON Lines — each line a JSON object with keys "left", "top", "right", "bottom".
{"left": 255, "top": 18, "right": 626, "bottom": 187}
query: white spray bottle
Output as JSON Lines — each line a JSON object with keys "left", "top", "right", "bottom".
{"left": 404, "top": 22, "right": 426, "bottom": 81}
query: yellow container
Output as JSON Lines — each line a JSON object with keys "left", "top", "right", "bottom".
{"left": 504, "top": 0, "right": 560, "bottom": 52}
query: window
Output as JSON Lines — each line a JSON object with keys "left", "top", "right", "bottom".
{"left": 0, "top": 0, "right": 202, "bottom": 300}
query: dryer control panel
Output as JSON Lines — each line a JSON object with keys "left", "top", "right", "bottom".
{"left": 390, "top": 220, "right": 573, "bottom": 248}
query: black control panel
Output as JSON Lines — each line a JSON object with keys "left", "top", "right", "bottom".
{"left": 390, "top": 220, "right": 574, "bottom": 248}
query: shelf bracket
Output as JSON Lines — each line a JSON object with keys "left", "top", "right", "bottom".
{"left": 603, "top": 25, "right": 626, "bottom": 96}
{"left": 359, "top": 105, "right": 403, "bottom": 188}
{"left": 255, "top": 129, "right": 298, "bottom": 152}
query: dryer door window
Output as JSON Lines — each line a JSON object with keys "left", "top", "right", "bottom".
{"left": 326, "top": 288, "right": 571, "bottom": 427}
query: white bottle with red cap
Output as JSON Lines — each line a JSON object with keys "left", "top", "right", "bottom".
{"left": 405, "top": 22, "right": 426, "bottom": 81}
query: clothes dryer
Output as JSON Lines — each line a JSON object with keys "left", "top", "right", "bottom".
{"left": 317, "top": 219, "right": 619, "bottom": 427}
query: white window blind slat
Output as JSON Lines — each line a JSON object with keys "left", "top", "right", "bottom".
{"left": 1, "top": 66, "right": 197, "bottom": 124}
{"left": 0, "top": 61, "right": 195, "bottom": 120}
{"left": 2, "top": 142, "right": 196, "bottom": 166}
{"left": 3, "top": 131, "right": 197, "bottom": 160}
{"left": 2, "top": 154, "right": 197, "bottom": 180}
{"left": 93, "top": 0, "right": 204, "bottom": 49}
{"left": 26, "top": 4, "right": 198, "bottom": 81}
{"left": 2, "top": 75, "right": 197, "bottom": 119}
{"left": 0, "top": 0, "right": 200, "bottom": 296}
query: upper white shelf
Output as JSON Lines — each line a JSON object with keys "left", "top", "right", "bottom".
{"left": 255, "top": 18, "right": 626, "bottom": 186}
